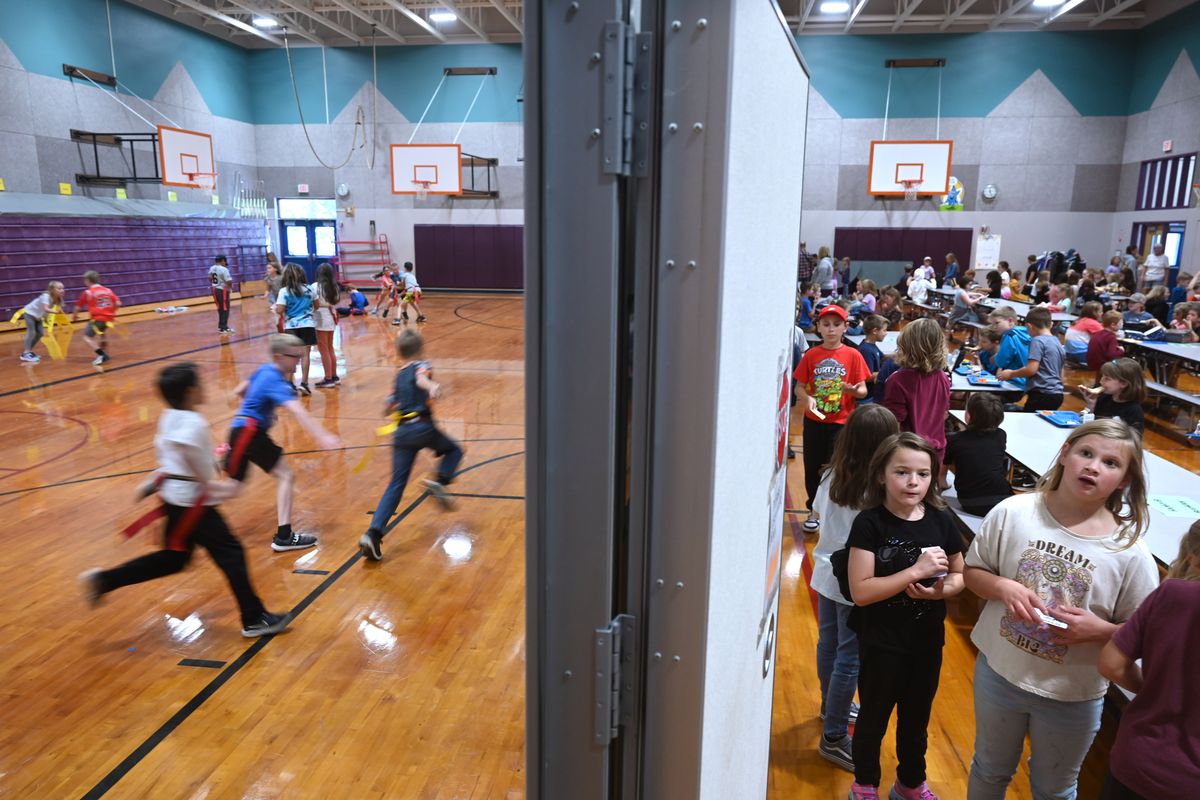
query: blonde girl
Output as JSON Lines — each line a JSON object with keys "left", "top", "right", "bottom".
{"left": 18, "top": 281, "right": 65, "bottom": 364}
{"left": 846, "top": 432, "right": 965, "bottom": 800}
{"left": 964, "top": 419, "right": 1159, "bottom": 800}
{"left": 882, "top": 317, "right": 951, "bottom": 461}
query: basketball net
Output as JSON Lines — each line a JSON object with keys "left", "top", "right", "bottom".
{"left": 187, "top": 172, "right": 219, "bottom": 204}
{"left": 413, "top": 180, "right": 432, "bottom": 201}
{"left": 902, "top": 179, "right": 922, "bottom": 201}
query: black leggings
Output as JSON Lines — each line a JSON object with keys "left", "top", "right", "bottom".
{"left": 96, "top": 504, "right": 265, "bottom": 626}
{"left": 1023, "top": 390, "right": 1063, "bottom": 412}
{"left": 802, "top": 416, "right": 843, "bottom": 510}
{"left": 853, "top": 642, "right": 943, "bottom": 788}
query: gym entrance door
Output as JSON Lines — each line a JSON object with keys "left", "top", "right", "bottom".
{"left": 278, "top": 197, "right": 338, "bottom": 282}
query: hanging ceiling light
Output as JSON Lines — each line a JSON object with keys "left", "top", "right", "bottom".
{"left": 429, "top": 11, "right": 457, "bottom": 22}
{"left": 818, "top": 1, "right": 851, "bottom": 13}
{"left": 252, "top": 16, "right": 279, "bottom": 28}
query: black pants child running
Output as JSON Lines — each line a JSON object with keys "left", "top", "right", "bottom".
{"left": 368, "top": 419, "right": 464, "bottom": 533}
{"left": 93, "top": 504, "right": 265, "bottom": 627}
{"left": 853, "top": 643, "right": 943, "bottom": 788}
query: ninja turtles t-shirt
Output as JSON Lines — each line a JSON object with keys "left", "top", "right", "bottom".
{"left": 793, "top": 343, "right": 870, "bottom": 424}
{"left": 966, "top": 493, "right": 1159, "bottom": 702}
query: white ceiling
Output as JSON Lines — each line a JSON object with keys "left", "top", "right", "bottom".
{"left": 125, "top": 0, "right": 1197, "bottom": 47}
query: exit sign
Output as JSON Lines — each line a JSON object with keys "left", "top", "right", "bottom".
{"left": 298, "top": 183, "right": 310, "bottom": 194}
{"left": 1163, "top": 140, "right": 1173, "bottom": 152}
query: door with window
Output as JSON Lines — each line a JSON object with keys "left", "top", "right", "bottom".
{"left": 1131, "top": 221, "right": 1186, "bottom": 286}
{"left": 280, "top": 220, "right": 337, "bottom": 283}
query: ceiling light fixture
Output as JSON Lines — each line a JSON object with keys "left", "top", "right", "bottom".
{"left": 1031, "top": 0, "right": 1064, "bottom": 7}
{"left": 1043, "top": 0, "right": 1086, "bottom": 21}
{"left": 819, "top": 1, "right": 851, "bottom": 13}
{"left": 252, "top": 16, "right": 279, "bottom": 28}
{"left": 429, "top": 11, "right": 457, "bottom": 22}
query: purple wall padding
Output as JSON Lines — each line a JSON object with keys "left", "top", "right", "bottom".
{"left": 833, "top": 226, "right": 975, "bottom": 280}
{"left": 413, "top": 224, "right": 524, "bottom": 291}
{"left": 0, "top": 215, "right": 268, "bottom": 319}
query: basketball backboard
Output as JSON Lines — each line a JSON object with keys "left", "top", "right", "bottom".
{"left": 390, "top": 144, "right": 463, "bottom": 195}
{"left": 868, "top": 140, "right": 953, "bottom": 196}
{"left": 157, "top": 125, "right": 216, "bottom": 188}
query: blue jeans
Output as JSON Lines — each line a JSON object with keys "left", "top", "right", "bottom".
{"left": 968, "top": 654, "right": 1103, "bottom": 800}
{"left": 816, "top": 594, "right": 859, "bottom": 739}
{"left": 368, "top": 420, "right": 463, "bottom": 533}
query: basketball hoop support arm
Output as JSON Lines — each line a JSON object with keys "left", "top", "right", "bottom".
{"left": 881, "top": 57, "right": 946, "bottom": 141}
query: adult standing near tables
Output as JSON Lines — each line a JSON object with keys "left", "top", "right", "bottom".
{"left": 1139, "top": 244, "right": 1169, "bottom": 290}
{"left": 813, "top": 246, "right": 836, "bottom": 297}
{"left": 798, "top": 241, "right": 815, "bottom": 288}
{"left": 944, "top": 252, "right": 960, "bottom": 286}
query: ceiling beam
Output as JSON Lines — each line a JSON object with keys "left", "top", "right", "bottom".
{"left": 797, "top": 0, "right": 818, "bottom": 32}
{"left": 988, "top": 0, "right": 1037, "bottom": 29}
{"left": 844, "top": 0, "right": 870, "bottom": 31}
{"left": 324, "top": 0, "right": 409, "bottom": 43}
{"left": 378, "top": 0, "right": 449, "bottom": 42}
{"left": 167, "top": 0, "right": 284, "bottom": 44}
{"left": 486, "top": 0, "right": 522, "bottom": 33}
{"left": 225, "top": 0, "right": 325, "bottom": 44}
{"left": 891, "top": 0, "right": 925, "bottom": 30}
{"left": 938, "top": 0, "right": 980, "bottom": 29}
{"left": 1088, "top": 0, "right": 1143, "bottom": 26}
{"left": 439, "top": 0, "right": 491, "bottom": 41}
{"left": 1039, "top": 0, "right": 1087, "bottom": 25}
{"left": 275, "top": 0, "right": 365, "bottom": 43}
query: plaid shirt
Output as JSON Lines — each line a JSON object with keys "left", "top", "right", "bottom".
{"left": 797, "top": 249, "right": 815, "bottom": 283}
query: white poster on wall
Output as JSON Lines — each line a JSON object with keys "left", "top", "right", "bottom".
{"left": 975, "top": 233, "right": 1002, "bottom": 275}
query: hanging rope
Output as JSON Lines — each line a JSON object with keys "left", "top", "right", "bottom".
{"left": 453, "top": 74, "right": 489, "bottom": 145}
{"left": 284, "top": 29, "right": 370, "bottom": 170}
{"left": 408, "top": 73, "right": 448, "bottom": 144}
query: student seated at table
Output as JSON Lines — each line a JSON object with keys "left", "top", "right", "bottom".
{"left": 1144, "top": 286, "right": 1171, "bottom": 326}
{"left": 907, "top": 271, "right": 936, "bottom": 305}
{"left": 1123, "top": 293, "right": 1165, "bottom": 334}
{"left": 1064, "top": 301, "right": 1104, "bottom": 364}
{"left": 1041, "top": 283, "right": 1073, "bottom": 315}
{"left": 876, "top": 287, "right": 903, "bottom": 329}
{"left": 996, "top": 307, "right": 1065, "bottom": 412}
{"left": 986, "top": 307, "right": 1030, "bottom": 385}
{"left": 948, "top": 272, "right": 989, "bottom": 327}
{"left": 1087, "top": 311, "right": 1127, "bottom": 371}
{"left": 940, "top": 393, "right": 1013, "bottom": 516}
{"left": 1169, "top": 302, "right": 1199, "bottom": 342}
{"left": 1078, "top": 357, "right": 1146, "bottom": 434}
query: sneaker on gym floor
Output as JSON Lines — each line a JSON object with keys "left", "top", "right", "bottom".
{"left": 19, "top": 352, "right": 40, "bottom": 363}
{"left": 241, "top": 611, "right": 290, "bottom": 638}
{"left": 92, "top": 354, "right": 105, "bottom": 366}
{"left": 889, "top": 781, "right": 938, "bottom": 800}
{"left": 416, "top": 315, "right": 427, "bottom": 322}
{"left": 79, "top": 569, "right": 103, "bottom": 608}
{"left": 391, "top": 317, "right": 402, "bottom": 326}
{"left": 359, "top": 529, "right": 383, "bottom": 561}
{"left": 421, "top": 478, "right": 456, "bottom": 510}
{"left": 803, "top": 513, "right": 820, "bottom": 533}
{"left": 314, "top": 377, "right": 335, "bottom": 388}
{"left": 819, "top": 734, "right": 854, "bottom": 772}
{"left": 297, "top": 383, "right": 312, "bottom": 396}
{"left": 401, "top": 313, "right": 410, "bottom": 321}
{"left": 848, "top": 784, "right": 880, "bottom": 800}
{"left": 271, "top": 532, "right": 318, "bottom": 552}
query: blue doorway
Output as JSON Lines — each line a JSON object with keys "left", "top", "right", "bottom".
{"left": 279, "top": 219, "right": 337, "bottom": 282}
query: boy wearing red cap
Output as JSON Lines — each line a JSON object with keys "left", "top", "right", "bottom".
{"left": 793, "top": 304, "right": 869, "bottom": 532}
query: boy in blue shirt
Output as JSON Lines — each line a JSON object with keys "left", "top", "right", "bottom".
{"left": 857, "top": 315, "right": 888, "bottom": 403}
{"left": 798, "top": 282, "right": 819, "bottom": 330}
{"left": 226, "top": 334, "right": 341, "bottom": 552}
{"left": 360, "top": 330, "right": 463, "bottom": 562}
{"left": 986, "top": 306, "right": 1030, "bottom": 389}
{"left": 1122, "top": 292, "right": 1164, "bottom": 333}
{"left": 996, "top": 307, "right": 1065, "bottom": 412}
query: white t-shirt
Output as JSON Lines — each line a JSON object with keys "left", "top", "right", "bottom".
{"left": 155, "top": 409, "right": 219, "bottom": 506}
{"left": 209, "top": 264, "right": 233, "bottom": 288}
{"left": 810, "top": 473, "right": 862, "bottom": 605}
{"left": 965, "top": 492, "right": 1159, "bottom": 702}
{"left": 402, "top": 272, "right": 420, "bottom": 292}
{"left": 22, "top": 292, "right": 55, "bottom": 320}
{"left": 1142, "top": 253, "right": 1169, "bottom": 281}
{"left": 309, "top": 282, "right": 339, "bottom": 331}
{"left": 908, "top": 277, "right": 935, "bottom": 304}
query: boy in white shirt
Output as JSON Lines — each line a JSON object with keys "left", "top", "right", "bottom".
{"left": 907, "top": 272, "right": 936, "bottom": 305}
{"left": 80, "top": 362, "right": 290, "bottom": 638}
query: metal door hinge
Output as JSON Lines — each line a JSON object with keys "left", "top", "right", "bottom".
{"left": 593, "top": 613, "right": 636, "bottom": 744}
{"left": 601, "top": 23, "right": 652, "bottom": 177}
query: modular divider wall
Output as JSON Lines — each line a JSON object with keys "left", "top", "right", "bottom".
{"left": 413, "top": 224, "right": 524, "bottom": 291}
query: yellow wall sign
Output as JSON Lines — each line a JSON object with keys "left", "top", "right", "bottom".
{"left": 115, "top": 188, "right": 127, "bottom": 200}
{"left": 0, "top": 177, "right": 6, "bottom": 191}
{"left": 211, "top": 194, "right": 220, "bottom": 205}
{"left": 59, "top": 182, "right": 73, "bottom": 195}
{"left": 167, "top": 191, "right": 178, "bottom": 202}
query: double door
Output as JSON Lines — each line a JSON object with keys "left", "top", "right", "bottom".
{"left": 280, "top": 220, "right": 337, "bottom": 282}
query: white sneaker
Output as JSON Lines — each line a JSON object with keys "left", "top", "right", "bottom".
{"left": 92, "top": 354, "right": 105, "bottom": 366}
{"left": 19, "top": 352, "right": 40, "bottom": 363}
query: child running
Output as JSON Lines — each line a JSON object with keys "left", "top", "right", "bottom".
{"left": 846, "top": 432, "right": 965, "bottom": 800}
{"left": 373, "top": 266, "right": 399, "bottom": 319}
{"left": 882, "top": 317, "right": 951, "bottom": 461}
{"left": 811, "top": 404, "right": 900, "bottom": 772}
{"left": 209, "top": 254, "right": 234, "bottom": 334}
{"left": 1097, "top": 520, "right": 1200, "bottom": 798}
{"left": 359, "top": 330, "right": 463, "bottom": 562}
{"left": 398, "top": 261, "right": 426, "bottom": 324}
{"left": 275, "top": 263, "right": 318, "bottom": 395}
{"left": 80, "top": 363, "right": 290, "bottom": 637}
{"left": 226, "top": 334, "right": 342, "bottom": 552}
{"left": 72, "top": 270, "right": 121, "bottom": 366}
{"left": 1077, "top": 358, "right": 1146, "bottom": 433}
{"left": 793, "top": 304, "right": 870, "bottom": 533}
{"left": 963, "top": 419, "right": 1159, "bottom": 800}
{"left": 17, "top": 280, "right": 65, "bottom": 364}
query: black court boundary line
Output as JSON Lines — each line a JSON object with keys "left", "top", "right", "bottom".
{"left": 178, "top": 659, "right": 225, "bottom": 669}
{"left": 81, "top": 449, "right": 524, "bottom": 800}
{"left": 452, "top": 298, "right": 524, "bottom": 332}
{"left": 292, "top": 568, "right": 330, "bottom": 575}
{"left": 0, "top": 437, "right": 525, "bottom": 499}
{"left": 0, "top": 332, "right": 272, "bottom": 401}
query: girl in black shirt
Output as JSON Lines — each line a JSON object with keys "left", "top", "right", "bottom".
{"left": 1078, "top": 358, "right": 1146, "bottom": 434}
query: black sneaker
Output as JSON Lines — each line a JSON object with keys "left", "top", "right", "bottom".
{"left": 416, "top": 315, "right": 427, "bottom": 322}
{"left": 401, "top": 313, "right": 410, "bottom": 321}
{"left": 271, "top": 532, "right": 318, "bottom": 551}
{"left": 79, "top": 569, "right": 103, "bottom": 608}
{"left": 359, "top": 529, "right": 383, "bottom": 561}
{"left": 297, "top": 383, "right": 311, "bottom": 396}
{"left": 421, "top": 478, "right": 456, "bottom": 510}
{"left": 818, "top": 734, "right": 854, "bottom": 772}
{"left": 241, "top": 611, "right": 290, "bottom": 638}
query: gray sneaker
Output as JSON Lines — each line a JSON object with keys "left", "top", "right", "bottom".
{"left": 421, "top": 478, "right": 456, "bottom": 510}
{"left": 241, "top": 611, "right": 290, "bottom": 638}
{"left": 359, "top": 529, "right": 383, "bottom": 561}
{"left": 819, "top": 733, "right": 854, "bottom": 772}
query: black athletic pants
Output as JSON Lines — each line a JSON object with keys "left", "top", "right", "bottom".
{"left": 802, "top": 416, "right": 843, "bottom": 510}
{"left": 853, "top": 642, "right": 943, "bottom": 788}
{"left": 213, "top": 286, "right": 231, "bottom": 330}
{"left": 1023, "top": 390, "right": 1063, "bottom": 412}
{"left": 96, "top": 504, "right": 265, "bottom": 626}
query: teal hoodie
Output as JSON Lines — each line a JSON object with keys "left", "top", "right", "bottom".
{"left": 994, "top": 326, "right": 1031, "bottom": 390}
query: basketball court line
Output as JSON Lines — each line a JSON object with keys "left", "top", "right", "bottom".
{"left": 81, "top": 449, "right": 524, "bottom": 799}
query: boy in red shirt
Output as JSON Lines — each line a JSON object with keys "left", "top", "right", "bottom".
{"left": 794, "top": 305, "right": 869, "bottom": 532}
{"left": 72, "top": 270, "right": 121, "bottom": 366}
{"left": 1086, "top": 310, "right": 1125, "bottom": 372}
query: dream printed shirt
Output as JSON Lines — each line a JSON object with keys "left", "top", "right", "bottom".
{"left": 232, "top": 363, "right": 298, "bottom": 432}
{"left": 966, "top": 492, "right": 1159, "bottom": 702}
{"left": 793, "top": 344, "right": 869, "bottom": 425}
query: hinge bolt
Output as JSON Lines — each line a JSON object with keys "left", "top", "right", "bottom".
{"left": 591, "top": 128, "right": 601, "bottom": 139}
{"left": 671, "top": 20, "right": 681, "bottom": 31}
{"left": 673, "top": 655, "right": 681, "bottom": 663}
{"left": 697, "top": 18, "right": 708, "bottom": 29}
{"left": 653, "top": 651, "right": 663, "bottom": 660}
{"left": 667, "top": 123, "right": 678, "bottom": 133}
{"left": 693, "top": 122, "right": 704, "bottom": 132}
{"left": 590, "top": 52, "right": 601, "bottom": 63}
{"left": 676, "top": 580, "right": 686, "bottom": 587}
{"left": 665, "top": 260, "right": 676, "bottom": 270}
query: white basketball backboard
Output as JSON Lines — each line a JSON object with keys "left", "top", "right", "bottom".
{"left": 390, "top": 144, "right": 462, "bottom": 195}
{"left": 158, "top": 125, "right": 215, "bottom": 188}
{"left": 868, "top": 140, "right": 953, "bottom": 196}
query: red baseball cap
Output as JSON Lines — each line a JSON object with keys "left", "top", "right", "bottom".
{"left": 816, "top": 304, "right": 848, "bottom": 322}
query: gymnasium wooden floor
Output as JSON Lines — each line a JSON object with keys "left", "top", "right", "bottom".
{"left": 1, "top": 295, "right": 1194, "bottom": 798}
